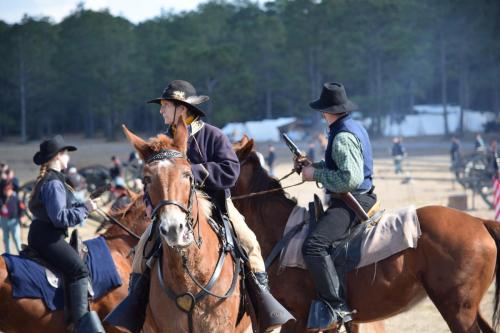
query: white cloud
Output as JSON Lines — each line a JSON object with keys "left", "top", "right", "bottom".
{"left": 0, "top": 0, "right": 216, "bottom": 24}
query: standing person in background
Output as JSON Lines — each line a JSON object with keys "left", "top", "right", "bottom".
{"left": 267, "top": 144, "right": 276, "bottom": 176}
{"left": 109, "top": 155, "right": 124, "bottom": 184}
{"left": 391, "top": 137, "right": 406, "bottom": 174}
{"left": 307, "top": 142, "right": 316, "bottom": 161}
{"left": 0, "top": 165, "right": 19, "bottom": 203}
{"left": 450, "top": 136, "right": 462, "bottom": 179}
{"left": 475, "top": 133, "right": 486, "bottom": 153}
{"left": 1, "top": 182, "right": 22, "bottom": 254}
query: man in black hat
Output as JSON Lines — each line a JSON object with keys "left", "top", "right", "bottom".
{"left": 296, "top": 83, "right": 377, "bottom": 331}
{"left": 106, "top": 80, "right": 293, "bottom": 332}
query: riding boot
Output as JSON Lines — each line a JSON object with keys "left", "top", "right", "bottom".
{"left": 246, "top": 271, "right": 295, "bottom": 332}
{"left": 68, "top": 278, "right": 105, "bottom": 333}
{"left": 104, "top": 271, "right": 150, "bottom": 333}
{"left": 303, "top": 254, "right": 355, "bottom": 332}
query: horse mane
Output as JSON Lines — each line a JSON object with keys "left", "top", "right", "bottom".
{"left": 241, "top": 151, "right": 296, "bottom": 208}
{"left": 145, "top": 133, "right": 188, "bottom": 155}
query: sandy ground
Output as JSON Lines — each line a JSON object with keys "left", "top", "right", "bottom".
{"left": 0, "top": 138, "right": 497, "bottom": 332}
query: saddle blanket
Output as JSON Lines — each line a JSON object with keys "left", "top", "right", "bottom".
{"left": 2, "top": 236, "right": 122, "bottom": 311}
{"left": 279, "top": 205, "right": 421, "bottom": 270}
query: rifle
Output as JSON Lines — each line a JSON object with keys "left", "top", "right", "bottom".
{"left": 281, "top": 133, "right": 370, "bottom": 222}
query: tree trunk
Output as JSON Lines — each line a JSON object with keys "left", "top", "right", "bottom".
{"left": 19, "top": 55, "right": 27, "bottom": 143}
{"left": 265, "top": 86, "right": 272, "bottom": 119}
{"left": 375, "top": 56, "right": 383, "bottom": 136}
{"left": 308, "top": 48, "right": 316, "bottom": 99}
{"left": 205, "top": 78, "right": 218, "bottom": 121}
{"left": 439, "top": 31, "right": 450, "bottom": 136}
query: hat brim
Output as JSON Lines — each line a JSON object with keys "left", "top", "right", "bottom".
{"left": 33, "top": 145, "right": 77, "bottom": 165}
{"left": 309, "top": 99, "right": 358, "bottom": 114}
{"left": 147, "top": 96, "right": 208, "bottom": 117}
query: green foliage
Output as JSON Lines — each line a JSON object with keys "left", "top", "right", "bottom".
{"left": 0, "top": 0, "right": 498, "bottom": 139}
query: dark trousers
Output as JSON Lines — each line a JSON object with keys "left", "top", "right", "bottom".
{"left": 28, "top": 220, "right": 88, "bottom": 282}
{"left": 302, "top": 193, "right": 377, "bottom": 257}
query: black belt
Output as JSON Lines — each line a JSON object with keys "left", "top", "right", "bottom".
{"left": 328, "top": 185, "right": 375, "bottom": 197}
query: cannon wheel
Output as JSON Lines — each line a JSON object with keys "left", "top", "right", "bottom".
{"left": 462, "top": 154, "right": 494, "bottom": 209}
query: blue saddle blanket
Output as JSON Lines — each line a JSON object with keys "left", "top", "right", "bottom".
{"left": 2, "top": 236, "right": 122, "bottom": 311}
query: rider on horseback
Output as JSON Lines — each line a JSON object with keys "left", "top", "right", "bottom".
{"left": 107, "top": 80, "right": 293, "bottom": 332}
{"left": 297, "top": 83, "right": 377, "bottom": 331}
{"left": 28, "top": 135, "right": 104, "bottom": 333}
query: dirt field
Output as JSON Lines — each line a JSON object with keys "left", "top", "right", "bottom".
{"left": 0, "top": 138, "right": 497, "bottom": 332}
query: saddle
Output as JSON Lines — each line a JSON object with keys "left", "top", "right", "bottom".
{"left": 20, "top": 229, "right": 94, "bottom": 324}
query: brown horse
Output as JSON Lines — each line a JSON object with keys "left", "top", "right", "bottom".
{"left": 232, "top": 137, "right": 500, "bottom": 333}
{"left": 122, "top": 118, "right": 250, "bottom": 333}
{"left": 0, "top": 192, "right": 150, "bottom": 333}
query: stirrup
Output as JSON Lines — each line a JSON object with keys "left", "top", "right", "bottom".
{"left": 306, "top": 299, "right": 356, "bottom": 332}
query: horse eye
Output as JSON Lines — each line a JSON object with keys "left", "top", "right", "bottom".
{"left": 143, "top": 176, "right": 152, "bottom": 184}
{"left": 183, "top": 172, "right": 192, "bottom": 179}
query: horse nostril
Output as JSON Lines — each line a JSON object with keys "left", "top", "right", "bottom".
{"left": 179, "top": 223, "right": 183, "bottom": 230}
{"left": 159, "top": 225, "right": 167, "bottom": 235}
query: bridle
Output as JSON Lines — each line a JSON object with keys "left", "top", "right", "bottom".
{"left": 146, "top": 149, "right": 200, "bottom": 247}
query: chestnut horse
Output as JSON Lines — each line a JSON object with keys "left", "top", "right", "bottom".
{"left": 232, "top": 137, "right": 500, "bottom": 333}
{"left": 122, "top": 119, "right": 250, "bottom": 333}
{"left": 0, "top": 192, "right": 150, "bottom": 333}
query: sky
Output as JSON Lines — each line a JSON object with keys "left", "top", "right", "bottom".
{"left": 0, "top": 0, "right": 223, "bottom": 24}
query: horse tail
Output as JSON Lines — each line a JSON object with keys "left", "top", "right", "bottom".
{"left": 483, "top": 219, "right": 500, "bottom": 329}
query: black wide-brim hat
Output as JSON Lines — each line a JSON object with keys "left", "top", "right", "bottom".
{"left": 33, "top": 135, "right": 77, "bottom": 165}
{"left": 309, "top": 82, "right": 358, "bottom": 114}
{"left": 147, "top": 80, "right": 209, "bottom": 117}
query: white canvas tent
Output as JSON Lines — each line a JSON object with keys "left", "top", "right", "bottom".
{"left": 384, "top": 105, "right": 494, "bottom": 137}
{"left": 222, "top": 117, "right": 296, "bottom": 142}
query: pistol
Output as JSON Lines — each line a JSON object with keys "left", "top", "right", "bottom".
{"left": 282, "top": 133, "right": 305, "bottom": 158}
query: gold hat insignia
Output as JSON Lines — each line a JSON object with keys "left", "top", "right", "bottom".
{"left": 172, "top": 91, "right": 186, "bottom": 101}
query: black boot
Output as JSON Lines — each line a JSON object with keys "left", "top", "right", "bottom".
{"left": 246, "top": 271, "right": 295, "bottom": 332}
{"left": 104, "top": 271, "right": 150, "bottom": 333}
{"left": 254, "top": 272, "right": 270, "bottom": 291}
{"left": 303, "top": 255, "right": 355, "bottom": 331}
{"left": 68, "top": 278, "right": 105, "bottom": 333}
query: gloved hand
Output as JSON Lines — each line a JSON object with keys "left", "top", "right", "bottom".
{"left": 293, "top": 156, "right": 311, "bottom": 174}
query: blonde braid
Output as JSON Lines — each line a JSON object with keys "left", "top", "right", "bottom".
{"left": 31, "top": 163, "right": 49, "bottom": 195}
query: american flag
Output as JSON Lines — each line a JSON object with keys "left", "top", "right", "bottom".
{"left": 495, "top": 152, "right": 500, "bottom": 222}
{"left": 496, "top": 176, "right": 500, "bottom": 222}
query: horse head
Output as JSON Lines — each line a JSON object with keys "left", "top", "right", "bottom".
{"left": 123, "top": 116, "right": 209, "bottom": 248}
{"left": 231, "top": 135, "right": 258, "bottom": 196}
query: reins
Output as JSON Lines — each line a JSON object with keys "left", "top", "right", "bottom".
{"left": 231, "top": 168, "right": 304, "bottom": 200}
{"left": 95, "top": 205, "right": 141, "bottom": 240}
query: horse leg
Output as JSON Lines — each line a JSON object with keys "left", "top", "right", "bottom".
{"left": 476, "top": 312, "right": 495, "bottom": 333}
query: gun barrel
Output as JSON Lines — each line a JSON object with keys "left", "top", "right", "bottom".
{"left": 282, "top": 133, "right": 304, "bottom": 157}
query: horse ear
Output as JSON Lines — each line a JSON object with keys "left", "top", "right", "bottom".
{"left": 240, "top": 134, "right": 249, "bottom": 146}
{"left": 173, "top": 115, "right": 188, "bottom": 153}
{"left": 122, "top": 125, "right": 153, "bottom": 160}
{"left": 236, "top": 138, "right": 254, "bottom": 161}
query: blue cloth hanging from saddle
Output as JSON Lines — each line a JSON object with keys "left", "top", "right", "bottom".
{"left": 2, "top": 236, "right": 122, "bottom": 311}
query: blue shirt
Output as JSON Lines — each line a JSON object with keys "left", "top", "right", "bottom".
{"left": 40, "top": 180, "right": 88, "bottom": 229}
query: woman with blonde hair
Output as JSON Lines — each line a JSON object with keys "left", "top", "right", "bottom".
{"left": 28, "top": 135, "right": 104, "bottom": 333}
